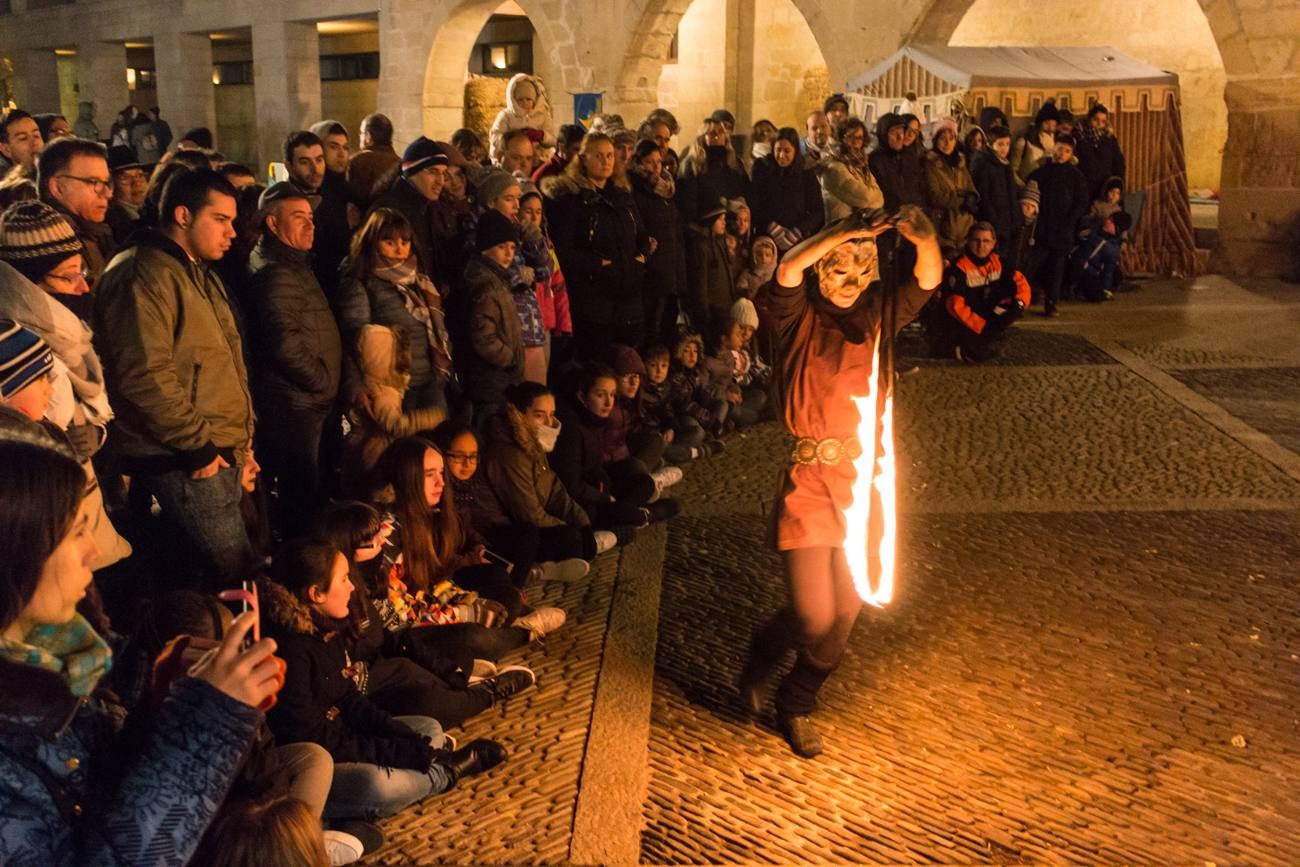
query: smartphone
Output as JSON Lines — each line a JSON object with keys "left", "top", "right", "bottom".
{"left": 217, "top": 581, "right": 259, "bottom": 649}
{"left": 482, "top": 549, "right": 514, "bottom": 573}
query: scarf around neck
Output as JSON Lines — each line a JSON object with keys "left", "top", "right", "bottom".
{"left": 0, "top": 613, "right": 113, "bottom": 697}
{"left": 372, "top": 258, "right": 454, "bottom": 377}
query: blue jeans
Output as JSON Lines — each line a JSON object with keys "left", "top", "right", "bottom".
{"left": 323, "top": 716, "right": 453, "bottom": 820}
{"left": 143, "top": 464, "right": 255, "bottom": 589}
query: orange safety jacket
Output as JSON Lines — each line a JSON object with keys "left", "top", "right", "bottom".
{"left": 942, "top": 253, "right": 1032, "bottom": 334}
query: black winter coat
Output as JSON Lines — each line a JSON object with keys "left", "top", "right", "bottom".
{"left": 969, "top": 150, "right": 1020, "bottom": 250}
{"left": 630, "top": 172, "right": 686, "bottom": 302}
{"left": 261, "top": 580, "right": 437, "bottom": 771}
{"left": 751, "top": 155, "right": 824, "bottom": 240}
{"left": 1076, "top": 132, "right": 1126, "bottom": 200}
{"left": 245, "top": 234, "right": 343, "bottom": 413}
{"left": 551, "top": 402, "right": 613, "bottom": 512}
{"left": 455, "top": 255, "right": 524, "bottom": 407}
{"left": 546, "top": 178, "right": 650, "bottom": 328}
{"left": 311, "top": 170, "right": 354, "bottom": 306}
{"left": 868, "top": 147, "right": 927, "bottom": 211}
{"left": 676, "top": 152, "right": 750, "bottom": 224}
{"left": 1028, "top": 161, "right": 1091, "bottom": 251}
{"left": 684, "top": 225, "right": 736, "bottom": 339}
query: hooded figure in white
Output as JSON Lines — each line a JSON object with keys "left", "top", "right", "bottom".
{"left": 489, "top": 73, "right": 557, "bottom": 164}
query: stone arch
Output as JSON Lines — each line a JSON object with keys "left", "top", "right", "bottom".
{"left": 909, "top": 0, "right": 1300, "bottom": 276}
{"left": 419, "top": 0, "right": 582, "bottom": 137}
{"left": 612, "top": 0, "right": 851, "bottom": 125}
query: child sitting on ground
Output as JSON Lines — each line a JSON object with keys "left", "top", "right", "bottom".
{"left": 552, "top": 364, "right": 679, "bottom": 537}
{"left": 608, "top": 344, "right": 683, "bottom": 497}
{"left": 1072, "top": 210, "right": 1132, "bottom": 303}
{"left": 665, "top": 332, "right": 730, "bottom": 438}
{"left": 637, "top": 343, "right": 722, "bottom": 463}
{"left": 703, "top": 314, "right": 767, "bottom": 430}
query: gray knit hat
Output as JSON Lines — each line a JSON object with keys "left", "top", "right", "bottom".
{"left": 1020, "top": 179, "right": 1041, "bottom": 208}
{"left": 475, "top": 169, "right": 521, "bottom": 208}
{"left": 0, "top": 200, "right": 84, "bottom": 284}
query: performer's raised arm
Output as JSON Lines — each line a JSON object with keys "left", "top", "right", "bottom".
{"left": 777, "top": 205, "right": 942, "bottom": 293}
{"left": 776, "top": 220, "right": 878, "bottom": 288}
{"left": 893, "top": 204, "right": 943, "bottom": 291}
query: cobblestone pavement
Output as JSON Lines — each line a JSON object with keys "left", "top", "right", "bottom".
{"left": 367, "top": 551, "right": 622, "bottom": 865}
{"left": 361, "top": 281, "right": 1300, "bottom": 864}
{"left": 1169, "top": 367, "right": 1300, "bottom": 456}
{"left": 643, "top": 315, "right": 1300, "bottom": 865}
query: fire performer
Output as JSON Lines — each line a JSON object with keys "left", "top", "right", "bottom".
{"left": 741, "top": 204, "right": 942, "bottom": 757}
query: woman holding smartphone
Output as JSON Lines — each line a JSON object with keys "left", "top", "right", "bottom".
{"left": 0, "top": 430, "right": 283, "bottom": 865}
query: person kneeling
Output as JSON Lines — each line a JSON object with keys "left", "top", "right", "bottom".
{"left": 261, "top": 539, "right": 507, "bottom": 821}
{"left": 928, "top": 222, "right": 1030, "bottom": 363}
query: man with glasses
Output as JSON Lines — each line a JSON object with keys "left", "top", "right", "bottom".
{"left": 37, "top": 138, "right": 116, "bottom": 291}
{"left": 106, "top": 145, "right": 150, "bottom": 245}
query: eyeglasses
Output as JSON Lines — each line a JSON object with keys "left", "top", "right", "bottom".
{"left": 446, "top": 451, "right": 479, "bottom": 464}
{"left": 59, "top": 175, "right": 113, "bottom": 196}
{"left": 44, "top": 269, "right": 90, "bottom": 291}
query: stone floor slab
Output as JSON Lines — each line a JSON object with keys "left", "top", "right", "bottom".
{"left": 644, "top": 507, "right": 1300, "bottom": 864}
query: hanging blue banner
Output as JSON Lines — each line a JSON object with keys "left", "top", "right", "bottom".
{"left": 574, "top": 93, "right": 603, "bottom": 128}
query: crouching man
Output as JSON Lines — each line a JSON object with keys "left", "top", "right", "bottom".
{"left": 929, "top": 222, "right": 1031, "bottom": 362}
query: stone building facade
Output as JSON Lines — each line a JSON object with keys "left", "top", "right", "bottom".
{"left": 1, "top": 0, "right": 1295, "bottom": 277}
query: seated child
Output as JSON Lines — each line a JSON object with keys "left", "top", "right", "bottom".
{"left": 261, "top": 539, "right": 507, "bottom": 821}
{"left": 488, "top": 74, "right": 556, "bottom": 165}
{"left": 552, "top": 364, "right": 678, "bottom": 535}
{"left": 704, "top": 314, "right": 768, "bottom": 430}
{"left": 636, "top": 343, "right": 719, "bottom": 463}
{"left": 315, "top": 501, "right": 536, "bottom": 729}
{"left": 665, "top": 332, "right": 730, "bottom": 438}
{"left": 476, "top": 381, "right": 616, "bottom": 577}
{"left": 1072, "top": 210, "right": 1131, "bottom": 303}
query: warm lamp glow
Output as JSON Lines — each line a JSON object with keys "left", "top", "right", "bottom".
{"left": 490, "top": 46, "right": 508, "bottom": 70}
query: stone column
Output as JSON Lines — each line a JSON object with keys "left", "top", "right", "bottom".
{"left": 76, "top": 40, "right": 130, "bottom": 120}
{"left": 377, "top": 0, "right": 434, "bottom": 150}
{"left": 1213, "top": 77, "right": 1300, "bottom": 279}
{"left": 251, "top": 20, "right": 322, "bottom": 167}
{"left": 11, "top": 48, "right": 62, "bottom": 113}
{"left": 153, "top": 31, "right": 217, "bottom": 145}
{"left": 723, "top": 0, "right": 757, "bottom": 129}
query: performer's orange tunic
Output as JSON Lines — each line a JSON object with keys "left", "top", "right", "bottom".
{"left": 765, "top": 272, "right": 929, "bottom": 550}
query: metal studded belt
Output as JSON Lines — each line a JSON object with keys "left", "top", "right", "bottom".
{"left": 790, "top": 436, "right": 863, "bottom": 467}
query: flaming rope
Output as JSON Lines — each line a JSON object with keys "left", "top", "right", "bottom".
{"left": 842, "top": 244, "right": 899, "bottom": 607}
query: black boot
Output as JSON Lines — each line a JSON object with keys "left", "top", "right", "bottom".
{"left": 779, "top": 715, "right": 823, "bottom": 758}
{"left": 773, "top": 653, "right": 836, "bottom": 756}
{"left": 737, "top": 614, "right": 793, "bottom": 717}
{"left": 439, "top": 738, "right": 508, "bottom": 786}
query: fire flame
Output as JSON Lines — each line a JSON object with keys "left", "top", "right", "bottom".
{"left": 843, "top": 331, "right": 896, "bottom": 607}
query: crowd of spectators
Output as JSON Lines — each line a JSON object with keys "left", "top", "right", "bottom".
{"left": 0, "top": 75, "right": 1129, "bottom": 863}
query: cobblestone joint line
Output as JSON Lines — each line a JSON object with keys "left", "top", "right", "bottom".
{"left": 1099, "top": 341, "right": 1300, "bottom": 485}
